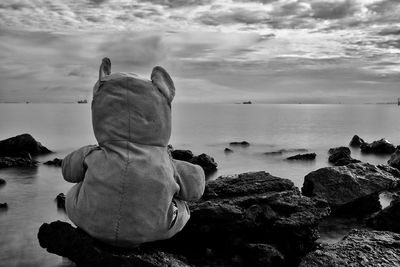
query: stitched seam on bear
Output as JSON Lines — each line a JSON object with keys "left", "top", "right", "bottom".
{"left": 114, "top": 81, "right": 130, "bottom": 242}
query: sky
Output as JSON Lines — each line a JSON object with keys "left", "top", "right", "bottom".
{"left": 0, "top": 0, "right": 399, "bottom": 103}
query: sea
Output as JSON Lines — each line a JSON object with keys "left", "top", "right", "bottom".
{"left": 0, "top": 103, "right": 399, "bottom": 267}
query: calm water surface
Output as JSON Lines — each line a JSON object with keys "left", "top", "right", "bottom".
{"left": 0, "top": 103, "right": 399, "bottom": 266}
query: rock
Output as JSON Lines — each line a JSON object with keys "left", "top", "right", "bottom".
{"left": 361, "top": 138, "right": 396, "bottom": 154}
{"left": 55, "top": 193, "right": 66, "bottom": 210}
{"left": 224, "top": 148, "right": 233, "bottom": 153}
{"left": 229, "top": 141, "right": 250, "bottom": 147}
{"left": 328, "top": 147, "right": 361, "bottom": 166}
{"left": 189, "top": 153, "right": 217, "bottom": 173}
{"left": 367, "top": 198, "right": 400, "bottom": 233}
{"left": 44, "top": 158, "right": 63, "bottom": 167}
{"left": 299, "top": 229, "right": 400, "bottom": 267}
{"left": 264, "top": 149, "right": 308, "bottom": 155}
{"left": 38, "top": 171, "right": 330, "bottom": 267}
{"left": 287, "top": 153, "right": 316, "bottom": 160}
{"left": 0, "top": 178, "right": 5, "bottom": 186}
{"left": 349, "top": 135, "right": 365, "bottom": 148}
{"left": 38, "top": 221, "right": 191, "bottom": 267}
{"left": 0, "top": 203, "right": 8, "bottom": 209}
{"left": 0, "top": 133, "right": 52, "bottom": 157}
{"left": 170, "top": 150, "right": 194, "bottom": 161}
{"left": 302, "top": 163, "right": 400, "bottom": 214}
{"left": 0, "top": 157, "right": 37, "bottom": 169}
{"left": 388, "top": 146, "right": 400, "bottom": 170}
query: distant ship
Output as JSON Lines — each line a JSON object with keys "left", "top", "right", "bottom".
{"left": 242, "top": 101, "right": 252, "bottom": 104}
{"left": 77, "top": 99, "right": 88, "bottom": 104}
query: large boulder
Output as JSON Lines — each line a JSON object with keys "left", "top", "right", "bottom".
{"left": 170, "top": 150, "right": 194, "bottom": 161}
{"left": 349, "top": 135, "right": 365, "bottom": 147}
{"left": 361, "top": 138, "right": 396, "bottom": 154}
{"left": 38, "top": 171, "right": 330, "bottom": 267}
{"left": 44, "top": 158, "right": 63, "bottom": 167}
{"left": 302, "top": 163, "right": 400, "bottom": 214}
{"left": 388, "top": 146, "right": 400, "bottom": 170}
{"left": 367, "top": 198, "right": 400, "bottom": 233}
{"left": 328, "top": 147, "right": 360, "bottom": 166}
{"left": 0, "top": 133, "right": 52, "bottom": 157}
{"left": 299, "top": 229, "right": 400, "bottom": 267}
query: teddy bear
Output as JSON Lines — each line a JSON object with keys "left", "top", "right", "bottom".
{"left": 62, "top": 58, "right": 205, "bottom": 247}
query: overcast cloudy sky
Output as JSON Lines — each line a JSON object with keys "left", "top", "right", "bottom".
{"left": 0, "top": 0, "right": 399, "bottom": 103}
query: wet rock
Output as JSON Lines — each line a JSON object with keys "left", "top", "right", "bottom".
{"left": 287, "top": 153, "right": 316, "bottom": 160}
{"left": 189, "top": 153, "right": 217, "bottom": 173}
{"left": 388, "top": 146, "right": 400, "bottom": 170}
{"left": 55, "top": 193, "right": 66, "bottom": 210}
{"left": 367, "top": 198, "right": 400, "bottom": 233}
{"left": 299, "top": 229, "right": 400, "bottom": 267}
{"left": 0, "top": 133, "right": 52, "bottom": 157}
{"left": 224, "top": 148, "right": 233, "bottom": 153}
{"left": 328, "top": 147, "right": 360, "bottom": 166}
{"left": 0, "top": 203, "right": 8, "bottom": 209}
{"left": 170, "top": 150, "right": 194, "bottom": 161}
{"left": 349, "top": 135, "right": 365, "bottom": 148}
{"left": 0, "top": 157, "right": 37, "bottom": 169}
{"left": 44, "top": 158, "right": 63, "bottom": 167}
{"left": 302, "top": 163, "right": 400, "bottom": 214}
{"left": 0, "top": 178, "right": 5, "bottom": 185}
{"left": 361, "top": 138, "right": 396, "bottom": 154}
{"left": 264, "top": 149, "right": 308, "bottom": 155}
{"left": 38, "top": 171, "right": 330, "bottom": 267}
{"left": 229, "top": 141, "right": 250, "bottom": 147}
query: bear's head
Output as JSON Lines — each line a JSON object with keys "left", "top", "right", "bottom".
{"left": 91, "top": 57, "right": 175, "bottom": 147}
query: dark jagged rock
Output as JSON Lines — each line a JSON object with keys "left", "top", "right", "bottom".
{"left": 388, "top": 146, "right": 400, "bottom": 170}
{"left": 299, "top": 229, "right": 400, "bottom": 267}
{"left": 189, "top": 153, "right": 217, "bottom": 173}
{"left": 170, "top": 150, "right": 194, "bottom": 161}
{"left": 55, "top": 193, "right": 66, "bottom": 210}
{"left": 0, "top": 157, "right": 37, "bottom": 169}
{"left": 0, "top": 133, "right": 52, "bottom": 157}
{"left": 264, "top": 149, "right": 308, "bottom": 155}
{"left": 0, "top": 178, "right": 5, "bottom": 185}
{"left": 328, "top": 147, "right": 361, "bottom": 166}
{"left": 361, "top": 138, "right": 396, "bottom": 154}
{"left": 302, "top": 163, "right": 400, "bottom": 214}
{"left": 349, "top": 135, "right": 365, "bottom": 148}
{"left": 38, "top": 171, "right": 330, "bottom": 267}
{"left": 229, "top": 141, "right": 250, "bottom": 146}
{"left": 287, "top": 153, "right": 316, "bottom": 160}
{"left": 44, "top": 158, "right": 63, "bottom": 167}
{"left": 367, "top": 198, "right": 400, "bottom": 233}
{"left": 224, "top": 148, "right": 233, "bottom": 153}
{"left": 0, "top": 203, "right": 8, "bottom": 209}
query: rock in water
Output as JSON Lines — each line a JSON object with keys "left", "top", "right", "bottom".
{"left": 367, "top": 198, "right": 400, "bottom": 233}
{"left": 0, "top": 178, "right": 5, "bottom": 186}
{"left": 44, "top": 158, "right": 63, "bottom": 167}
{"left": 229, "top": 141, "right": 250, "bottom": 146}
{"left": 287, "top": 153, "right": 316, "bottom": 160}
{"left": 55, "top": 193, "right": 66, "bottom": 210}
{"left": 189, "top": 153, "right": 217, "bottom": 173}
{"left": 361, "top": 138, "right": 396, "bottom": 154}
{"left": 349, "top": 135, "right": 365, "bottom": 147}
{"left": 328, "top": 147, "right": 360, "bottom": 166}
{"left": 388, "top": 146, "right": 400, "bottom": 170}
{"left": 0, "top": 133, "right": 52, "bottom": 157}
{"left": 38, "top": 171, "right": 330, "bottom": 267}
{"left": 302, "top": 163, "right": 400, "bottom": 214}
{"left": 299, "top": 229, "right": 400, "bottom": 267}
{"left": 0, "top": 157, "right": 37, "bottom": 169}
{"left": 224, "top": 148, "right": 233, "bottom": 153}
{"left": 170, "top": 150, "right": 194, "bottom": 161}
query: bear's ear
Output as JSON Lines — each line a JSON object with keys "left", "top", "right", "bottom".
{"left": 151, "top": 66, "right": 175, "bottom": 102}
{"left": 99, "top": 57, "right": 111, "bottom": 81}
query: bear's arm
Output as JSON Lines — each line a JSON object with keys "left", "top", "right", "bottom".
{"left": 62, "top": 145, "right": 98, "bottom": 183}
{"left": 172, "top": 159, "right": 206, "bottom": 202}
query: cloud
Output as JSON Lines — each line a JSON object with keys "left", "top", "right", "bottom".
{"left": 310, "top": 0, "right": 360, "bottom": 20}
